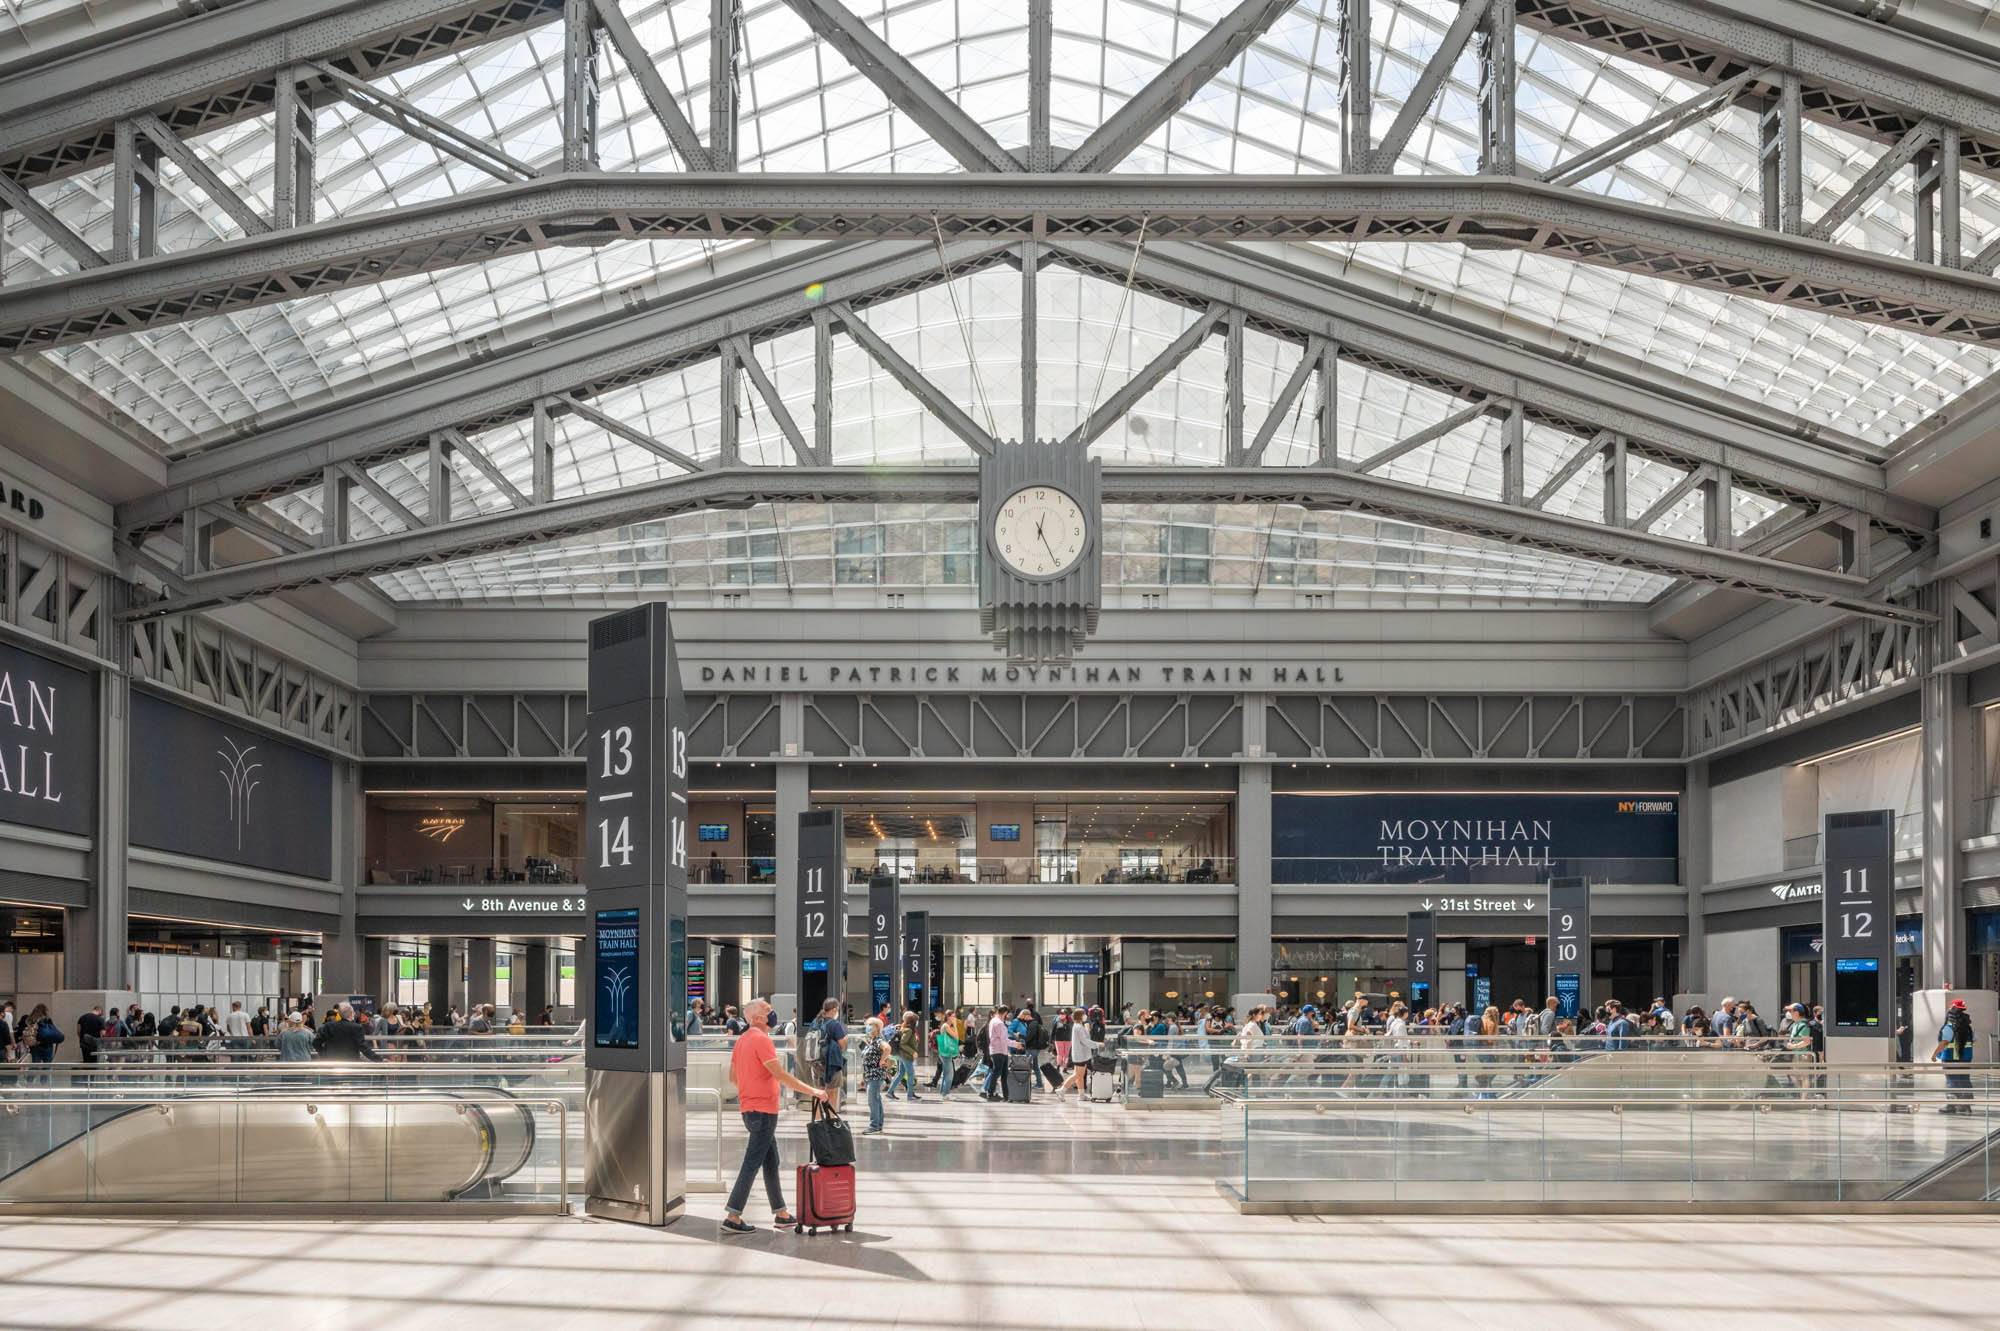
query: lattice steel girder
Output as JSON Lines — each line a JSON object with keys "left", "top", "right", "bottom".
{"left": 0, "top": 0, "right": 564, "bottom": 190}
{"left": 1516, "top": 0, "right": 2000, "bottom": 176}
{"left": 116, "top": 226, "right": 1935, "bottom": 547}
{"left": 1683, "top": 616, "right": 1920, "bottom": 758}
{"left": 122, "top": 464, "right": 1932, "bottom": 623}
{"left": 1052, "top": 237, "right": 1934, "bottom": 537}
{"left": 13, "top": 173, "right": 2000, "bottom": 355}
{"left": 115, "top": 236, "right": 1015, "bottom": 535}
{"left": 1109, "top": 468, "right": 1932, "bottom": 625}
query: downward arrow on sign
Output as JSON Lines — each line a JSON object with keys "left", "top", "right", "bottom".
{"left": 1421, "top": 898, "right": 1434, "bottom": 911}
{"left": 461, "top": 898, "right": 475, "bottom": 911}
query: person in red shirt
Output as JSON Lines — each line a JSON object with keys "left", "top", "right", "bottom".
{"left": 723, "top": 997, "right": 828, "bottom": 1235}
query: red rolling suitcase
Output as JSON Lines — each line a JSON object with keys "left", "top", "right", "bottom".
{"left": 794, "top": 1162, "right": 856, "bottom": 1234}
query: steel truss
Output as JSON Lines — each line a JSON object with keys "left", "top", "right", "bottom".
{"left": 356, "top": 687, "right": 1686, "bottom": 763}
{"left": 8, "top": 173, "right": 2000, "bottom": 355}
{"left": 0, "top": 529, "right": 114, "bottom": 661}
{"left": 1265, "top": 691, "right": 1683, "bottom": 761}
{"left": 112, "top": 228, "right": 1933, "bottom": 624}
{"left": 123, "top": 463, "right": 1927, "bottom": 624}
{"left": 129, "top": 612, "right": 359, "bottom": 753}
{"left": 4, "top": 0, "right": 2000, "bottom": 353}
{"left": 1683, "top": 616, "right": 1921, "bottom": 759}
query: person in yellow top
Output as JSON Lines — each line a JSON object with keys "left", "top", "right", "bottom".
{"left": 507, "top": 1011, "right": 526, "bottom": 1035}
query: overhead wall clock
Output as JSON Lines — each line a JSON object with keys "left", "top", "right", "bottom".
{"left": 978, "top": 440, "right": 1103, "bottom": 664}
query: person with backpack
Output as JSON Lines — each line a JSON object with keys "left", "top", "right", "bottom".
{"left": 808, "top": 997, "right": 847, "bottom": 1115}
{"left": 1736, "top": 1002, "right": 1772, "bottom": 1050}
{"left": 1933, "top": 998, "right": 1977, "bottom": 1113}
{"left": 860, "top": 1016, "right": 892, "bottom": 1135}
{"left": 886, "top": 1012, "right": 923, "bottom": 1101}
{"left": 23, "top": 1004, "right": 60, "bottom": 1080}
{"left": 982, "top": 1006, "right": 1012, "bottom": 1101}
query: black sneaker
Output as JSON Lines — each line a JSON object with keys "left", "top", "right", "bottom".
{"left": 721, "top": 1216, "right": 756, "bottom": 1235}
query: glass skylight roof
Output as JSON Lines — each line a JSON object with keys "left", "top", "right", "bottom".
{"left": 7, "top": 0, "right": 1986, "bottom": 605}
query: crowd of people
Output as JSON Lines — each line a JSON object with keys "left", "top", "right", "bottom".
{"left": 0, "top": 995, "right": 562, "bottom": 1066}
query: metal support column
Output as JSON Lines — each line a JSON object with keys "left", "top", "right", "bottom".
{"left": 1315, "top": 340, "right": 1339, "bottom": 467}
{"left": 1477, "top": 0, "right": 1515, "bottom": 175}
{"left": 811, "top": 311, "right": 833, "bottom": 465}
{"left": 1763, "top": 73, "right": 1803, "bottom": 235}
{"left": 1337, "top": 0, "right": 1371, "bottom": 172}
{"left": 468, "top": 937, "right": 498, "bottom": 1009}
{"left": 428, "top": 939, "right": 454, "bottom": 1021}
{"left": 774, "top": 694, "right": 808, "bottom": 1000}
{"left": 1921, "top": 581, "right": 1973, "bottom": 990}
{"left": 1679, "top": 757, "right": 1710, "bottom": 1001}
{"left": 532, "top": 399, "right": 555, "bottom": 503}
{"left": 1027, "top": 0, "right": 1052, "bottom": 173}
{"left": 710, "top": 0, "right": 739, "bottom": 170}
{"left": 320, "top": 758, "right": 363, "bottom": 996}
{"left": 75, "top": 663, "right": 130, "bottom": 992}
{"left": 273, "top": 67, "right": 316, "bottom": 229}
{"left": 716, "top": 338, "right": 739, "bottom": 466}
{"left": 1601, "top": 435, "right": 1627, "bottom": 526}
{"left": 563, "top": 0, "right": 601, "bottom": 171}
{"left": 1498, "top": 400, "right": 1524, "bottom": 505}
{"left": 1020, "top": 241, "right": 1038, "bottom": 442}
{"left": 1224, "top": 307, "right": 1245, "bottom": 464}
{"left": 525, "top": 941, "right": 551, "bottom": 1019}
{"left": 1235, "top": 745, "right": 1273, "bottom": 1010}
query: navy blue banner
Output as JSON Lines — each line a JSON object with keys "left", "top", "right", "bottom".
{"left": 1274, "top": 792, "right": 1679, "bottom": 885}
{"left": 593, "top": 907, "right": 640, "bottom": 1050}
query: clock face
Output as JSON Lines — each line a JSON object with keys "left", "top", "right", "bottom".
{"left": 992, "top": 485, "right": 1088, "bottom": 579}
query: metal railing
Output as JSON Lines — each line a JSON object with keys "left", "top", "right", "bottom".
{"left": 0, "top": 1093, "right": 569, "bottom": 1212}
{"left": 1214, "top": 1085, "right": 2000, "bottom": 1208}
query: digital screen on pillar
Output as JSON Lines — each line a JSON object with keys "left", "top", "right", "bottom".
{"left": 989, "top": 824, "right": 1021, "bottom": 841}
{"left": 802, "top": 958, "right": 829, "bottom": 974}
{"left": 698, "top": 823, "right": 729, "bottom": 842}
{"left": 1833, "top": 957, "right": 1881, "bottom": 1028}
{"left": 593, "top": 908, "right": 640, "bottom": 1050}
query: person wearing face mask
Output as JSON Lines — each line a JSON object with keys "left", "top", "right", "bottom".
{"left": 1933, "top": 999, "right": 1977, "bottom": 1114}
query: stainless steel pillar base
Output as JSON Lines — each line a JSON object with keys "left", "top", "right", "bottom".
{"left": 586, "top": 1067, "right": 685, "bottom": 1224}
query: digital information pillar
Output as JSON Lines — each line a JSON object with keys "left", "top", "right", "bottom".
{"left": 797, "top": 809, "right": 846, "bottom": 1019}
{"left": 868, "top": 871, "right": 900, "bottom": 1015}
{"left": 1405, "top": 910, "right": 1436, "bottom": 1009}
{"left": 583, "top": 603, "right": 688, "bottom": 1226}
{"left": 904, "top": 910, "right": 931, "bottom": 1017}
{"left": 1823, "top": 809, "right": 1894, "bottom": 1062}
{"left": 1547, "top": 877, "right": 1590, "bottom": 1021}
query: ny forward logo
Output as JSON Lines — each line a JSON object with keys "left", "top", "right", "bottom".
{"left": 216, "top": 737, "right": 261, "bottom": 851}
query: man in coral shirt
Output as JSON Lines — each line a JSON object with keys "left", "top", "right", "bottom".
{"left": 723, "top": 997, "right": 828, "bottom": 1236}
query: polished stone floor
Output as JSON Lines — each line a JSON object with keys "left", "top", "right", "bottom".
{"left": 3, "top": 1179, "right": 1998, "bottom": 1330}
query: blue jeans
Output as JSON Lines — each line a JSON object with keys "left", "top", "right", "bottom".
{"left": 984, "top": 1056, "right": 1005, "bottom": 1098}
{"left": 889, "top": 1056, "right": 918, "bottom": 1098}
{"left": 726, "top": 1110, "right": 785, "bottom": 1217}
{"left": 867, "top": 1076, "right": 885, "bottom": 1130}
{"left": 937, "top": 1053, "right": 955, "bottom": 1097}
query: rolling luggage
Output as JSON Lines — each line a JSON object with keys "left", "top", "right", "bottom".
{"left": 1087, "top": 1067, "right": 1117, "bottom": 1102}
{"left": 794, "top": 1162, "right": 856, "bottom": 1234}
{"left": 1138, "top": 1065, "right": 1165, "bottom": 1099}
{"left": 1040, "top": 1058, "right": 1064, "bottom": 1090}
{"left": 951, "top": 1062, "right": 974, "bottom": 1088}
{"left": 1006, "top": 1051, "right": 1035, "bottom": 1103}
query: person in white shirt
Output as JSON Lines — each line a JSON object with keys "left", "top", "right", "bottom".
{"left": 222, "top": 1001, "right": 251, "bottom": 1037}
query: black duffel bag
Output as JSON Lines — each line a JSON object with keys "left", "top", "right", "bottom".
{"left": 807, "top": 1099, "right": 855, "bottom": 1167}
{"left": 1089, "top": 1052, "right": 1117, "bottom": 1074}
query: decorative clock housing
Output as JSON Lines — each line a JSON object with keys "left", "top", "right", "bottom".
{"left": 991, "top": 484, "right": 1088, "bottom": 580}
{"left": 978, "top": 440, "right": 1103, "bottom": 665}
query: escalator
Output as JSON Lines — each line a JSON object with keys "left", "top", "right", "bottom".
{"left": 0, "top": 1087, "right": 538, "bottom": 1204}
{"left": 1886, "top": 1126, "right": 2000, "bottom": 1201}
